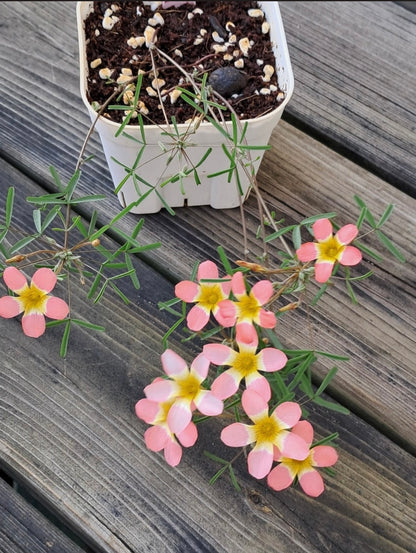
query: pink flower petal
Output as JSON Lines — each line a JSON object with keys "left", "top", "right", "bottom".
{"left": 135, "top": 398, "right": 161, "bottom": 424}
{"left": 273, "top": 402, "right": 302, "bottom": 428}
{"left": 314, "top": 261, "right": 334, "bottom": 283}
{"left": 0, "top": 296, "right": 22, "bottom": 318}
{"left": 221, "top": 423, "right": 253, "bottom": 447}
{"left": 258, "top": 348, "right": 287, "bottom": 372}
{"left": 215, "top": 300, "right": 237, "bottom": 327}
{"left": 161, "top": 349, "right": 188, "bottom": 377}
{"left": 164, "top": 439, "right": 182, "bottom": 467}
{"left": 190, "top": 352, "right": 210, "bottom": 381}
{"left": 291, "top": 420, "right": 313, "bottom": 446}
{"left": 32, "top": 268, "right": 57, "bottom": 293}
{"left": 336, "top": 224, "right": 358, "bottom": 245}
{"left": 175, "top": 280, "right": 199, "bottom": 302}
{"left": 177, "top": 422, "right": 198, "bottom": 447}
{"left": 197, "top": 260, "right": 219, "bottom": 280}
{"left": 144, "top": 379, "right": 177, "bottom": 402}
{"left": 296, "top": 242, "right": 319, "bottom": 262}
{"left": 339, "top": 245, "right": 362, "bottom": 266}
{"left": 203, "top": 343, "right": 233, "bottom": 365}
{"left": 257, "top": 309, "right": 276, "bottom": 328}
{"left": 313, "top": 218, "right": 333, "bottom": 241}
{"left": 267, "top": 464, "right": 294, "bottom": 491}
{"left": 298, "top": 469, "right": 325, "bottom": 497}
{"left": 211, "top": 371, "right": 239, "bottom": 400}
{"left": 144, "top": 426, "right": 169, "bottom": 452}
{"left": 241, "top": 389, "right": 268, "bottom": 418}
{"left": 235, "top": 322, "right": 258, "bottom": 348}
{"left": 22, "top": 313, "right": 46, "bottom": 338}
{"left": 167, "top": 399, "right": 192, "bottom": 435}
{"left": 194, "top": 390, "right": 223, "bottom": 416}
{"left": 248, "top": 446, "right": 274, "bottom": 479}
{"left": 230, "top": 271, "right": 246, "bottom": 297}
{"left": 311, "top": 445, "right": 338, "bottom": 467}
{"left": 3, "top": 267, "right": 27, "bottom": 292}
{"left": 279, "top": 431, "right": 310, "bottom": 461}
{"left": 245, "top": 374, "right": 271, "bottom": 402}
{"left": 186, "top": 304, "right": 210, "bottom": 331}
{"left": 44, "top": 297, "right": 69, "bottom": 320}
{"left": 251, "top": 280, "right": 273, "bottom": 305}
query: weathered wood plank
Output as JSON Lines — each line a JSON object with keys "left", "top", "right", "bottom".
{"left": 279, "top": 1, "right": 416, "bottom": 196}
{"left": 0, "top": 478, "right": 86, "bottom": 553}
{"left": 1, "top": 158, "right": 416, "bottom": 553}
{"left": 0, "top": 2, "right": 415, "bottom": 453}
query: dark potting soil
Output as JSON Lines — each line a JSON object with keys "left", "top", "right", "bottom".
{"left": 84, "top": 1, "right": 286, "bottom": 126}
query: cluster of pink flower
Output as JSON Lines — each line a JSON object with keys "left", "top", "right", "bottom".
{"left": 136, "top": 258, "right": 339, "bottom": 496}
{"left": 0, "top": 219, "right": 360, "bottom": 495}
{"left": 135, "top": 219, "right": 362, "bottom": 496}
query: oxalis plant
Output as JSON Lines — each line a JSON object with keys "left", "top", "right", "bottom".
{"left": 0, "top": 32, "right": 405, "bottom": 498}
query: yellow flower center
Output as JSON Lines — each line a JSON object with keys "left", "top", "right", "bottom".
{"left": 317, "top": 236, "right": 345, "bottom": 262}
{"left": 234, "top": 352, "right": 257, "bottom": 377}
{"left": 18, "top": 284, "right": 48, "bottom": 314}
{"left": 254, "top": 414, "right": 281, "bottom": 444}
{"left": 176, "top": 373, "right": 201, "bottom": 402}
{"left": 281, "top": 453, "right": 313, "bottom": 476}
{"left": 237, "top": 293, "right": 260, "bottom": 320}
{"left": 197, "top": 283, "right": 224, "bottom": 310}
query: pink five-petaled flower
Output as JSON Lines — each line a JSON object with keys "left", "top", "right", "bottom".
{"left": 217, "top": 271, "right": 276, "bottom": 329}
{"left": 221, "top": 389, "right": 309, "bottom": 480}
{"left": 174, "top": 260, "right": 232, "bottom": 332}
{"left": 0, "top": 267, "right": 69, "bottom": 338}
{"left": 267, "top": 420, "right": 338, "bottom": 497}
{"left": 296, "top": 218, "right": 362, "bottom": 283}
{"left": 135, "top": 389, "right": 198, "bottom": 467}
{"left": 143, "top": 350, "right": 223, "bottom": 436}
{"left": 203, "top": 322, "right": 287, "bottom": 401}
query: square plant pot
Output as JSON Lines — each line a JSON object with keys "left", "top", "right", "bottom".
{"left": 77, "top": 1, "right": 294, "bottom": 213}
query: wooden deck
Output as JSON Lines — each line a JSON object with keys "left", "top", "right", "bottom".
{"left": 0, "top": 2, "right": 415, "bottom": 552}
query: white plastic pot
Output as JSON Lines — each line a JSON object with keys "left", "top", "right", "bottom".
{"left": 77, "top": 2, "right": 294, "bottom": 214}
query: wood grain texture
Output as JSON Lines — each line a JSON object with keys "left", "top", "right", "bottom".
{"left": 279, "top": 1, "right": 416, "bottom": 196}
{"left": 0, "top": 478, "right": 86, "bottom": 553}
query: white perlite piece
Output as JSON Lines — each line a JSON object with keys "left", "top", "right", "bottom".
{"left": 248, "top": 8, "right": 264, "bottom": 18}
{"left": 127, "top": 36, "right": 146, "bottom": 48}
{"left": 102, "top": 15, "right": 119, "bottom": 30}
{"left": 148, "top": 12, "right": 164, "bottom": 26}
{"left": 99, "top": 67, "right": 113, "bottom": 79}
{"left": 90, "top": 58, "right": 102, "bottom": 69}
{"left": 169, "top": 89, "right": 182, "bottom": 104}
{"left": 174, "top": 48, "right": 183, "bottom": 58}
{"left": 261, "top": 21, "right": 270, "bottom": 34}
{"left": 146, "top": 86, "right": 158, "bottom": 97}
{"left": 144, "top": 25, "right": 157, "bottom": 47}
{"left": 238, "top": 37, "right": 251, "bottom": 56}
{"left": 234, "top": 59, "right": 244, "bottom": 69}
{"left": 152, "top": 77, "right": 166, "bottom": 89}
{"left": 262, "top": 64, "right": 275, "bottom": 82}
{"left": 212, "top": 31, "right": 224, "bottom": 43}
{"left": 121, "top": 67, "right": 133, "bottom": 76}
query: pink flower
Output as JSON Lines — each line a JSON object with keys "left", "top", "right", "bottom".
{"left": 203, "top": 322, "right": 287, "bottom": 400}
{"left": 217, "top": 271, "right": 276, "bottom": 329}
{"left": 267, "top": 420, "right": 338, "bottom": 497}
{"left": 143, "top": 350, "right": 223, "bottom": 436}
{"left": 135, "top": 393, "right": 197, "bottom": 467}
{"left": 175, "top": 260, "right": 232, "bottom": 332}
{"left": 296, "top": 218, "right": 362, "bottom": 283}
{"left": 221, "top": 389, "right": 309, "bottom": 480}
{"left": 0, "top": 267, "right": 69, "bottom": 338}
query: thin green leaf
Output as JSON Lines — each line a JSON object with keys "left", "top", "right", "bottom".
{"left": 377, "top": 203, "right": 394, "bottom": 227}
{"left": 312, "top": 396, "right": 350, "bottom": 415}
{"left": 265, "top": 225, "right": 297, "bottom": 243}
{"left": 300, "top": 213, "right": 337, "bottom": 225}
{"left": 33, "top": 210, "right": 42, "bottom": 233}
{"left": 375, "top": 230, "right": 406, "bottom": 262}
{"left": 5, "top": 187, "right": 14, "bottom": 227}
{"left": 315, "top": 366, "right": 338, "bottom": 397}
